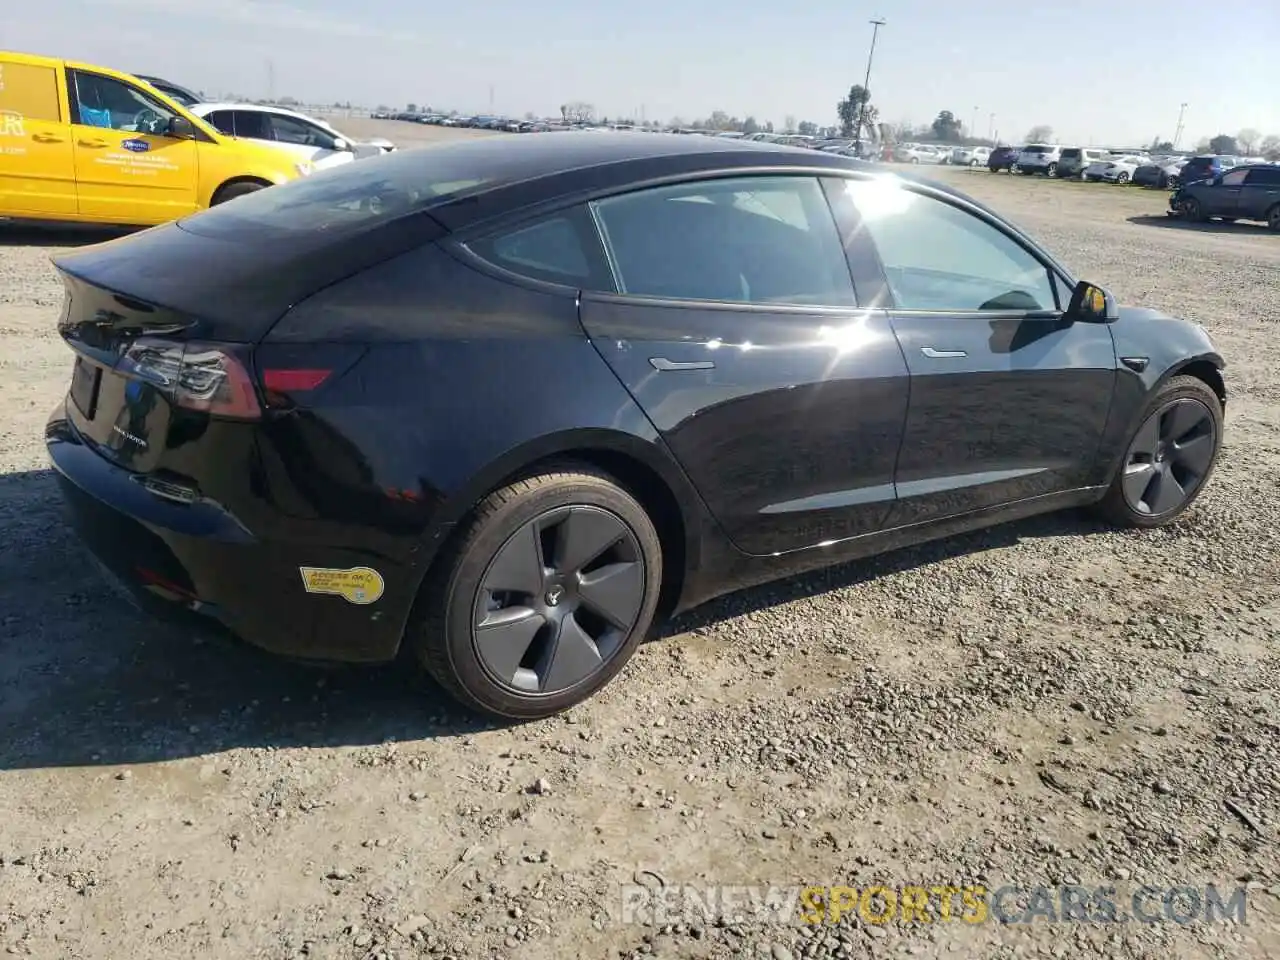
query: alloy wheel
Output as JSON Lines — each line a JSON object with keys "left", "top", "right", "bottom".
{"left": 472, "top": 505, "right": 645, "bottom": 695}
{"left": 1121, "top": 399, "right": 1217, "bottom": 517}
{"left": 1268, "top": 206, "right": 1280, "bottom": 231}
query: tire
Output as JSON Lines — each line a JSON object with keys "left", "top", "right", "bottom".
{"left": 1267, "top": 204, "right": 1280, "bottom": 232}
{"left": 1167, "top": 175, "right": 1180, "bottom": 190}
{"left": 1094, "top": 375, "right": 1223, "bottom": 529}
{"left": 212, "top": 181, "right": 267, "bottom": 205}
{"left": 1182, "top": 198, "right": 1204, "bottom": 222}
{"left": 1116, "top": 172, "right": 1130, "bottom": 184}
{"left": 1046, "top": 162, "right": 1058, "bottom": 178}
{"left": 410, "top": 467, "right": 663, "bottom": 720}
{"left": 1010, "top": 163, "right": 1020, "bottom": 174}
{"left": 910, "top": 157, "right": 920, "bottom": 164}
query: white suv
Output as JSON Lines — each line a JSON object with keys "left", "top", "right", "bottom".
{"left": 1015, "top": 144, "right": 1063, "bottom": 177}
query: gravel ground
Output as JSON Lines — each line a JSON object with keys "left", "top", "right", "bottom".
{"left": 1, "top": 144, "right": 1278, "bottom": 960}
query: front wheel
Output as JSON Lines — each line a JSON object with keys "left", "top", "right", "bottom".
{"left": 1094, "top": 376, "right": 1222, "bottom": 528}
{"left": 1115, "top": 171, "right": 1130, "bottom": 184}
{"left": 1182, "top": 198, "right": 1204, "bottom": 222}
{"left": 1268, "top": 204, "right": 1280, "bottom": 232}
{"left": 411, "top": 468, "right": 663, "bottom": 720}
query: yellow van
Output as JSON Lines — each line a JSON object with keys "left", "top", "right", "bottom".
{"left": 0, "top": 51, "right": 312, "bottom": 226}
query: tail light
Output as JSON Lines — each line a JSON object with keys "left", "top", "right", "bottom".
{"left": 119, "top": 338, "right": 261, "bottom": 419}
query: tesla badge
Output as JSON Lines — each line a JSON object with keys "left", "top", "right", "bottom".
{"left": 299, "top": 565, "right": 385, "bottom": 605}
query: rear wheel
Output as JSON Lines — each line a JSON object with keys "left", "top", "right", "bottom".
{"left": 1116, "top": 171, "right": 1130, "bottom": 184}
{"left": 410, "top": 468, "right": 663, "bottom": 720}
{"left": 1046, "top": 162, "right": 1058, "bottom": 178}
{"left": 1267, "top": 204, "right": 1280, "bottom": 231}
{"left": 1094, "top": 376, "right": 1222, "bottom": 528}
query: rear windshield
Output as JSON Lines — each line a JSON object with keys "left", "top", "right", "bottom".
{"left": 1023, "top": 146, "right": 1051, "bottom": 154}
{"left": 178, "top": 145, "right": 500, "bottom": 240}
{"left": 1061, "top": 149, "right": 1081, "bottom": 160}
{"left": 1183, "top": 158, "right": 1214, "bottom": 170}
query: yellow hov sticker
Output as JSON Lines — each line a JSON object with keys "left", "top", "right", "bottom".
{"left": 299, "top": 566, "right": 385, "bottom": 605}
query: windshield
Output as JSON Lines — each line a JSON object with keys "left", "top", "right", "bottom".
{"left": 177, "top": 146, "right": 496, "bottom": 239}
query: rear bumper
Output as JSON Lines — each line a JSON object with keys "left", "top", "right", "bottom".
{"left": 46, "top": 404, "right": 413, "bottom": 663}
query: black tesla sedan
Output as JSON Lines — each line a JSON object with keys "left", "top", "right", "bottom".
{"left": 46, "top": 133, "right": 1226, "bottom": 720}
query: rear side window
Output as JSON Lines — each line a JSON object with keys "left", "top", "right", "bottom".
{"left": 1221, "top": 169, "right": 1248, "bottom": 186}
{"left": 1245, "top": 167, "right": 1280, "bottom": 186}
{"left": 0, "top": 60, "right": 61, "bottom": 123}
{"left": 1061, "top": 149, "right": 1080, "bottom": 160}
{"left": 229, "top": 110, "right": 271, "bottom": 140}
{"left": 591, "top": 176, "right": 856, "bottom": 307}
{"left": 466, "top": 206, "right": 614, "bottom": 290}
{"left": 203, "top": 110, "right": 234, "bottom": 135}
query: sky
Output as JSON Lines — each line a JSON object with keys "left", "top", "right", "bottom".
{"left": 6, "top": 0, "right": 1278, "bottom": 148}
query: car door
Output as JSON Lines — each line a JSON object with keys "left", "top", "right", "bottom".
{"left": 833, "top": 177, "right": 1117, "bottom": 526}
{"left": 1239, "top": 166, "right": 1280, "bottom": 221}
{"left": 0, "top": 56, "right": 77, "bottom": 217}
{"left": 266, "top": 113, "right": 349, "bottom": 169}
{"left": 560, "top": 175, "right": 909, "bottom": 556}
{"left": 1209, "top": 167, "right": 1249, "bottom": 217}
{"left": 67, "top": 69, "right": 199, "bottom": 224}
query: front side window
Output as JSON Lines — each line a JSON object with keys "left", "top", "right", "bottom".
{"left": 70, "top": 71, "right": 177, "bottom": 134}
{"left": 1220, "top": 169, "right": 1248, "bottom": 187}
{"left": 842, "top": 178, "right": 1056, "bottom": 313}
{"left": 591, "top": 176, "right": 856, "bottom": 307}
{"left": 269, "top": 114, "right": 336, "bottom": 148}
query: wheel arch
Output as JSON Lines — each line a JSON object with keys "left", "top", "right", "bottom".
{"left": 1159, "top": 353, "right": 1226, "bottom": 409}
{"left": 210, "top": 175, "right": 273, "bottom": 206}
{"left": 399, "top": 429, "right": 706, "bottom": 650}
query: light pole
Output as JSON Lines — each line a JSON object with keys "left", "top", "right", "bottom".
{"left": 856, "top": 18, "right": 886, "bottom": 155}
{"left": 971, "top": 106, "right": 978, "bottom": 140}
{"left": 988, "top": 112, "right": 995, "bottom": 142}
{"left": 1172, "top": 102, "right": 1188, "bottom": 150}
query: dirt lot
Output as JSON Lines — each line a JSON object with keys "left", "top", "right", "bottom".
{"left": 1, "top": 136, "right": 1278, "bottom": 960}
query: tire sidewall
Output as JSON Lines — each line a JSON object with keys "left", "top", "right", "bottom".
{"left": 1104, "top": 376, "right": 1224, "bottom": 528}
{"left": 438, "top": 474, "right": 662, "bottom": 719}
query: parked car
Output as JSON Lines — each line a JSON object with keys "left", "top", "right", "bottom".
{"left": 0, "top": 50, "right": 310, "bottom": 226}
{"left": 1058, "top": 148, "right": 1110, "bottom": 180}
{"left": 1133, "top": 158, "right": 1188, "bottom": 189}
{"left": 1177, "top": 155, "right": 1240, "bottom": 186}
{"left": 190, "top": 103, "right": 395, "bottom": 171}
{"left": 1084, "top": 155, "right": 1147, "bottom": 184}
{"left": 1170, "top": 164, "right": 1280, "bottom": 229}
{"left": 1015, "top": 144, "right": 1064, "bottom": 176}
{"left": 45, "top": 134, "right": 1227, "bottom": 719}
{"left": 134, "top": 74, "right": 201, "bottom": 107}
{"left": 895, "top": 144, "right": 946, "bottom": 164}
{"left": 987, "top": 145, "right": 1021, "bottom": 172}
{"left": 950, "top": 145, "right": 992, "bottom": 167}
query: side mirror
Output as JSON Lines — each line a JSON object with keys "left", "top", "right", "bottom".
{"left": 331, "top": 137, "right": 350, "bottom": 151}
{"left": 166, "top": 116, "right": 195, "bottom": 139}
{"left": 1066, "top": 280, "right": 1119, "bottom": 323}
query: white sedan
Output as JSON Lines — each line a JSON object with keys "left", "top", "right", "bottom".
{"left": 1083, "top": 154, "right": 1148, "bottom": 184}
{"left": 189, "top": 103, "right": 396, "bottom": 171}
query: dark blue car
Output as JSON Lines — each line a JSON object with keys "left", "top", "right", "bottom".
{"left": 1177, "top": 155, "right": 1239, "bottom": 186}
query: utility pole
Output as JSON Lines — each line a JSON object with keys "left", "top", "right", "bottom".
{"left": 988, "top": 112, "right": 995, "bottom": 142}
{"left": 1172, "top": 102, "right": 1188, "bottom": 150}
{"left": 266, "top": 58, "right": 275, "bottom": 102}
{"left": 971, "top": 105, "right": 978, "bottom": 140}
{"left": 856, "top": 18, "right": 886, "bottom": 156}
{"left": 489, "top": 85, "right": 495, "bottom": 111}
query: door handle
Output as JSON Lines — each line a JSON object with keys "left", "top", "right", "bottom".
{"left": 649, "top": 357, "right": 715, "bottom": 372}
{"left": 921, "top": 347, "right": 967, "bottom": 359}
{"left": 33, "top": 133, "right": 65, "bottom": 143}
{"left": 77, "top": 139, "right": 109, "bottom": 148}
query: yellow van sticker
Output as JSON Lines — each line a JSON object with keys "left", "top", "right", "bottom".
{"left": 299, "top": 566, "right": 385, "bottom": 605}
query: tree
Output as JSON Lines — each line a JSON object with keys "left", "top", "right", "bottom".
{"left": 784, "top": 115, "right": 797, "bottom": 134}
{"left": 797, "top": 120, "right": 818, "bottom": 136}
{"left": 560, "top": 102, "right": 595, "bottom": 123}
{"left": 1025, "top": 124, "right": 1053, "bottom": 144}
{"left": 931, "top": 110, "right": 962, "bottom": 142}
{"left": 1261, "top": 135, "right": 1280, "bottom": 160}
{"left": 836, "top": 85, "right": 875, "bottom": 139}
{"left": 1149, "top": 139, "right": 1174, "bottom": 153}
{"left": 407, "top": 102, "right": 417, "bottom": 114}
{"left": 1208, "top": 133, "right": 1238, "bottom": 155}
{"left": 764, "top": 120, "right": 775, "bottom": 134}
{"left": 742, "top": 116, "right": 760, "bottom": 135}
{"left": 1237, "top": 128, "right": 1260, "bottom": 154}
